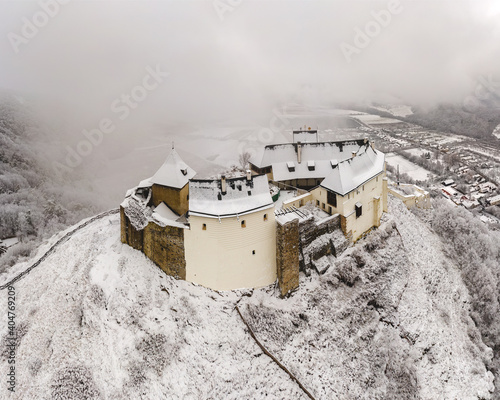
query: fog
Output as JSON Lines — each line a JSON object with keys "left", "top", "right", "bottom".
{"left": 1, "top": 1, "right": 500, "bottom": 120}
{"left": 0, "top": 0, "right": 499, "bottom": 199}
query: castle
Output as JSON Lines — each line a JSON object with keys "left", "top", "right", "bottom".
{"left": 120, "top": 133, "right": 388, "bottom": 296}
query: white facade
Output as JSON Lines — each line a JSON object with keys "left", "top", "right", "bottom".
{"left": 185, "top": 208, "right": 277, "bottom": 290}
{"left": 184, "top": 174, "right": 277, "bottom": 290}
{"left": 312, "top": 172, "right": 385, "bottom": 241}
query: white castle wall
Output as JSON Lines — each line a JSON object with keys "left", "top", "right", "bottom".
{"left": 184, "top": 208, "right": 277, "bottom": 290}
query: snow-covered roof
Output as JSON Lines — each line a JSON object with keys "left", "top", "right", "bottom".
{"left": 250, "top": 140, "right": 367, "bottom": 169}
{"left": 320, "top": 146, "right": 385, "bottom": 196}
{"left": 138, "top": 178, "right": 153, "bottom": 188}
{"left": 189, "top": 175, "right": 274, "bottom": 218}
{"left": 150, "top": 148, "right": 196, "bottom": 189}
{"left": 152, "top": 202, "right": 189, "bottom": 229}
{"left": 272, "top": 159, "right": 342, "bottom": 182}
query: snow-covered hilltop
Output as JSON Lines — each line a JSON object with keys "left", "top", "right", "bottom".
{"left": 0, "top": 198, "right": 494, "bottom": 399}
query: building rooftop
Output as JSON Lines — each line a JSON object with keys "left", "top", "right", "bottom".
{"left": 320, "top": 145, "right": 385, "bottom": 196}
{"left": 189, "top": 175, "right": 273, "bottom": 218}
{"left": 150, "top": 148, "right": 197, "bottom": 189}
{"left": 250, "top": 140, "right": 368, "bottom": 169}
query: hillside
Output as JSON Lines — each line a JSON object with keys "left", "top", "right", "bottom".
{"left": 0, "top": 198, "right": 495, "bottom": 399}
{"left": 0, "top": 95, "right": 107, "bottom": 271}
{"left": 404, "top": 103, "right": 500, "bottom": 141}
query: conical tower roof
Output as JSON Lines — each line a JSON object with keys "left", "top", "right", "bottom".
{"left": 150, "top": 148, "right": 196, "bottom": 189}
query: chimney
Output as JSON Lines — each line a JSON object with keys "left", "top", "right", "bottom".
{"left": 297, "top": 141, "right": 302, "bottom": 164}
{"left": 221, "top": 175, "right": 227, "bottom": 195}
{"left": 246, "top": 169, "right": 252, "bottom": 181}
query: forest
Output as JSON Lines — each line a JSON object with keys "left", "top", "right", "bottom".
{"left": 0, "top": 96, "right": 105, "bottom": 271}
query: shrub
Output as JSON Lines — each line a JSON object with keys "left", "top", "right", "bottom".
{"left": 51, "top": 366, "right": 101, "bottom": 400}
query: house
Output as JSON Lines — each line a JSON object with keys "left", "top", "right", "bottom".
{"left": 487, "top": 195, "right": 500, "bottom": 206}
{"left": 250, "top": 138, "right": 387, "bottom": 241}
{"left": 120, "top": 137, "right": 388, "bottom": 293}
{"left": 249, "top": 139, "right": 370, "bottom": 189}
{"left": 479, "top": 182, "right": 497, "bottom": 193}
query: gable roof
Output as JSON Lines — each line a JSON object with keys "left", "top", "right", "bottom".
{"left": 250, "top": 140, "right": 367, "bottom": 169}
{"left": 272, "top": 159, "right": 338, "bottom": 182}
{"left": 150, "top": 148, "right": 196, "bottom": 189}
{"left": 320, "top": 146, "right": 385, "bottom": 196}
{"left": 189, "top": 175, "right": 273, "bottom": 218}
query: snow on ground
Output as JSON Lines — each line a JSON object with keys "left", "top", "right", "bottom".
{"left": 465, "top": 145, "right": 500, "bottom": 164}
{"left": 493, "top": 124, "right": 500, "bottom": 139}
{"left": 371, "top": 105, "right": 414, "bottom": 117}
{"left": 353, "top": 114, "right": 403, "bottom": 125}
{"left": 273, "top": 190, "right": 298, "bottom": 209}
{"left": 405, "top": 148, "right": 429, "bottom": 158}
{"left": 240, "top": 199, "right": 494, "bottom": 399}
{"left": 0, "top": 215, "right": 308, "bottom": 400}
{"left": 0, "top": 199, "right": 494, "bottom": 399}
{"left": 385, "top": 153, "right": 434, "bottom": 181}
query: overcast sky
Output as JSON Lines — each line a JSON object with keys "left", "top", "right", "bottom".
{"left": 0, "top": 0, "right": 499, "bottom": 126}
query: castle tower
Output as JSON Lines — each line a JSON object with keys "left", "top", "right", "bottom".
{"left": 150, "top": 148, "right": 196, "bottom": 215}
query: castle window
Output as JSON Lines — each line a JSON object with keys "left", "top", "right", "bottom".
{"left": 355, "top": 203, "right": 362, "bottom": 218}
{"left": 327, "top": 191, "right": 337, "bottom": 207}
{"left": 322, "top": 202, "right": 325, "bottom": 209}
{"left": 202, "top": 223, "right": 207, "bottom": 230}
{"left": 328, "top": 206, "right": 332, "bottom": 214}
{"left": 263, "top": 214, "right": 268, "bottom": 221}
{"left": 316, "top": 200, "right": 320, "bottom": 206}
{"left": 252, "top": 250, "right": 256, "bottom": 255}
{"left": 241, "top": 220, "right": 246, "bottom": 228}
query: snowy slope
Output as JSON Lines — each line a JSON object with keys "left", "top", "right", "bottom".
{"left": 239, "top": 200, "right": 494, "bottom": 399}
{"left": 0, "top": 199, "right": 494, "bottom": 399}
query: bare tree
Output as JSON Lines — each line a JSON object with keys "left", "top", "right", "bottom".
{"left": 239, "top": 151, "right": 251, "bottom": 170}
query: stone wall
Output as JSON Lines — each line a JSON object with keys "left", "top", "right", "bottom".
{"left": 120, "top": 207, "right": 144, "bottom": 251}
{"left": 143, "top": 222, "right": 186, "bottom": 280}
{"left": 120, "top": 206, "right": 187, "bottom": 280}
{"left": 299, "top": 214, "right": 349, "bottom": 273}
{"left": 276, "top": 219, "right": 300, "bottom": 297}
